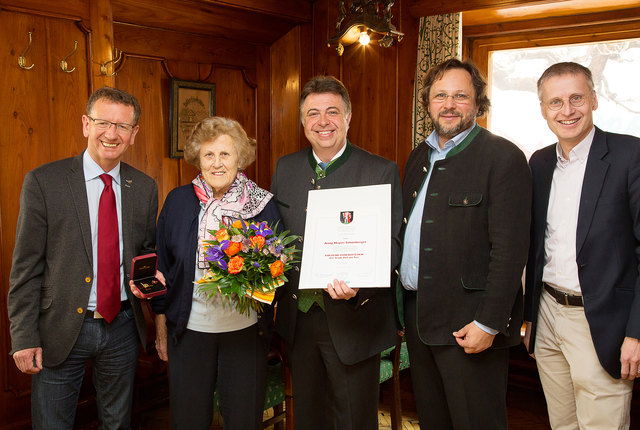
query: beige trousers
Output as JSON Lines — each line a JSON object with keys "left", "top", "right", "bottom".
{"left": 534, "top": 289, "right": 633, "bottom": 429}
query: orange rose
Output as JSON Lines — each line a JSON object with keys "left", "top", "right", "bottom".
{"left": 228, "top": 256, "right": 244, "bottom": 274}
{"left": 215, "top": 228, "right": 230, "bottom": 241}
{"left": 250, "top": 235, "right": 266, "bottom": 250}
{"left": 224, "top": 241, "right": 242, "bottom": 257}
{"left": 269, "top": 260, "right": 284, "bottom": 277}
{"left": 231, "top": 220, "right": 243, "bottom": 229}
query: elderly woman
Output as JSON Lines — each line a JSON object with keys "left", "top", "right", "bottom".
{"left": 150, "top": 117, "right": 279, "bottom": 429}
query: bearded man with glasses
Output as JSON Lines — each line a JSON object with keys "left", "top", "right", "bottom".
{"left": 8, "top": 86, "right": 159, "bottom": 429}
{"left": 524, "top": 62, "right": 640, "bottom": 429}
{"left": 398, "top": 58, "right": 531, "bottom": 429}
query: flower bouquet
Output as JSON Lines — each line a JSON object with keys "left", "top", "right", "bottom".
{"left": 195, "top": 219, "right": 299, "bottom": 316}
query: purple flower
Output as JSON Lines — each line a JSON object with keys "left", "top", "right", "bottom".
{"left": 252, "top": 262, "right": 260, "bottom": 268}
{"left": 268, "top": 245, "right": 281, "bottom": 257}
{"left": 204, "top": 241, "right": 229, "bottom": 270}
{"left": 250, "top": 221, "right": 273, "bottom": 237}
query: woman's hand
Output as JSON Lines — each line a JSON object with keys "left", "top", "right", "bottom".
{"left": 154, "top": 314, "right": 169, "bottom": 362}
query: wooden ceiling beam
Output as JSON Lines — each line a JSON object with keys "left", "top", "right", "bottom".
{"left": 463, "top": 6, "right": 640, "bottom": 37}
{"left": 111, "top": 0, "right": 307, "bottom": 44}
{"left": 408, "top": 0, "right": 573, "bottom": 17}
{"left": 200, "top": 0, "right": 312, "bottom": 22}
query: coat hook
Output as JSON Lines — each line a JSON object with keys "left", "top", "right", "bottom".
{"left": 18, "top": 31, "right": 35, "bottom": 70}
{"left": 60, "top": 40, "right": 78, "bottom": 73}
{"left": 99, "top": 48, "right": 122, "bottom": 76}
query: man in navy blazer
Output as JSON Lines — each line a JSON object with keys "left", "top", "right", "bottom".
{"left": 524, "top": 62, "right": 640, "bottom": 429}
{"left": 8, "top": 87, "right": 157, "bottom": 429}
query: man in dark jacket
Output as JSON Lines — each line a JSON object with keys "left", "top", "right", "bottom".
{"left": 271, "top": 76, "right": 402, "bottom": 430}
{"left": 524, "top": 62, "right": 640, "bottom": 429}
{"left": 399, "top": 59, "right": 531, "bottom": 429}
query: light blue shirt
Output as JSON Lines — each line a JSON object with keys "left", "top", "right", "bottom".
{"left": 400, "top": 124, "right": 476, "bottom": 290}
{"left": 399, "top": 123, "right": 498, "bottom": 335}
{"left": 83, "top": 151, "right": 126, "bottom": 310}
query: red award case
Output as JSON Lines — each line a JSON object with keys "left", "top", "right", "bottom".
{"left": 131, "top": 253, "right": 166, "bottom": 298}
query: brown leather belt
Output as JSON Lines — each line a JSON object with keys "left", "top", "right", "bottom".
{"left": 85, "top": 300, "right": 131, "bottom": 318}
{"left": 544, "top": 283, "right": 583, "bottom": 307}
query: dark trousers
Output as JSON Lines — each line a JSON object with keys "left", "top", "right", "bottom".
{"left": 167, "top": 324, "right": 268, "bottom": 430}
{"left": 288, "top": 306, "right": 380, "bottom": 430}
{"left": 405, "top": 292, "right": 509, "bottom": 430}
{"left": 31, "top": 307, "right": 139, "bottom": 430}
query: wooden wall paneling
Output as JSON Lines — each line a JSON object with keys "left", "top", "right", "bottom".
{"left": 309, "top": 0, "right": 341, "bottom": 78}
{"left": 269, "top": 26, "right": 303, "bottom": 168}
{"left": 395, "top": 3, "right": 420, "bottom": 177}
{"left": 116, "top": 56, "right": 177, "bottom": 207}
{"left": 0, "top": 9, "right": 94, "bottom": 429}
{"left": 341, "top": 44, "right": 398, "bottom": 161}
{"left": 0, "top": 0, "right": 89, "bottom": 21}
{"left": 111, "top": 0, "right": 300, "bottom": 45}
{"left": 209, "top": 66, "right": 259, "bottom": 183}
{"left": 255, "top": 44, "right": 272, "bottom": 187}
{"left": 45, "top": 18, "right": 90, "bottom": 161}
{"left": 88, "top": 0, "right": 116, "bottom": 89}
{"left": 205, "top": 0, "right": 312, "bottom": 21}
{"left": 0, "top": 15, "right": 51, "bottom": 406}
{"left": 164, "top": 59, "right": 202, "bottom": 82}
{"left": 113, "top": 23, "right": 257, "bottom": 70}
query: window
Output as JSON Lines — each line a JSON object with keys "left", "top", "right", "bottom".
{"left": 489, "top": 39, "right": 640, "bottom": 158}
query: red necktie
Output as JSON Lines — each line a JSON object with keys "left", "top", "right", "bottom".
{"left": 97, "top": 174, "right": 121, "bottom": 323}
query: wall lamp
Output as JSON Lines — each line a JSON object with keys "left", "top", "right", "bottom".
{"left": 327, "top": 0, "right": 404, "bottom": 56}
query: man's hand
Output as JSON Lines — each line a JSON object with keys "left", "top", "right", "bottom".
{"left": 129, "top": 270, "right": 166, "bottom": 299}
{"left": 324, "top": 279, "right": 359, "bottom": 300}
{"left": 523, "top": 321, "right": 535, "bottom": 359}
{"left": 154, "top": 314, "right": 168, "bottom": 362}
{"left": 620, "top": 336, "right": 640, "bottom": 380}
{"left": 13, "top": 347, "right": 43, "bottom": 374}
{"left": 453, "top": 322, "right": 496, "bottom": 354}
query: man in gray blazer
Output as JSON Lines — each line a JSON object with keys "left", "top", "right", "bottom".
{"left": 8, "top": 87, "right": 158, "bottom": 429}
{"left": 271, "top": 76, "right": 402, "bottom": 430}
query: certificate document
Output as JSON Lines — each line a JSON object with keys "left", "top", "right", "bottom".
{"left": 298, "top": 184, "right": 391, "bottom": 289}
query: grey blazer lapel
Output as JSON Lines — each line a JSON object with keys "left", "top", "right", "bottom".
{"left": 68, "top": 154, "right": 92, "bottom": 263}
{"left": 120, "top": 163, "right": 135, "bottom": 271}
{"left": 576, "top": 128, "right": 609, "bottom": 255}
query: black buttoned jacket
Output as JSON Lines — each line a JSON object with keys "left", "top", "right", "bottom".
{"left": 271, "top": 142, "right": 403, "bottom": 365}
{"left": 400, "top": 126, "right": 531, "bottom": 348}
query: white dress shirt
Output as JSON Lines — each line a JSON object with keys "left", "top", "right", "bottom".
{"left": 542, "top": 127, "right": 596, "bottom": 294}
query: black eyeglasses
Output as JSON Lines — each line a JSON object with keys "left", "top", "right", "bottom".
{"left": 87, "top": 116, "right": 136, "bottom": 133}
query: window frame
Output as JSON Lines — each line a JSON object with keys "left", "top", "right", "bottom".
{"left": 462, "top": 8, "right": 640, "bottom": 128}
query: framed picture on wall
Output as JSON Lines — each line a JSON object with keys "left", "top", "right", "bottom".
{"left": 170, "top": 79, "right": 216, "bottom": 158}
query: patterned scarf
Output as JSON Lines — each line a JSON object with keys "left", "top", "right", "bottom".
{"left": 193, "top": 171, "right": 272, "bottom": 268}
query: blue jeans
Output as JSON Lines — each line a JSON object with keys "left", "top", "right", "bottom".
{"left": 31, "top": 307, "right": 139, "bottom": 430}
